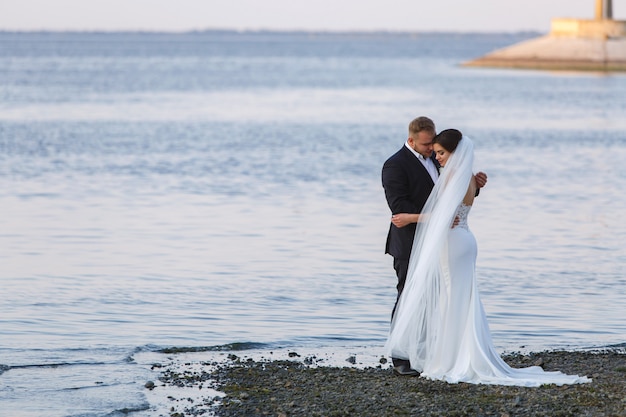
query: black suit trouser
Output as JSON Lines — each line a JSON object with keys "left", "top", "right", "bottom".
{"left": 391, "top": 257, "right": 412, "bottom": 368}
{"left": 391, "top": 257, "right": 409, "bottom": 320}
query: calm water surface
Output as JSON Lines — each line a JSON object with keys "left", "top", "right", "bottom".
{"left": 0, "top": 31, "right": 625, "bottom": 416}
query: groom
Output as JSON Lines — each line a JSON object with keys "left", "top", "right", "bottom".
{"left": 382, "top": 116, "right": 486, "bottom": 376}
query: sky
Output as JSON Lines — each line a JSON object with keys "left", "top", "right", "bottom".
{"left": 0, "top": 0, "right": 622, "bottom": 33}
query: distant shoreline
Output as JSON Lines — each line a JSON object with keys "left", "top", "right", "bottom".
{"left": 0, "top": 29, "right": 543, "bottom": 36}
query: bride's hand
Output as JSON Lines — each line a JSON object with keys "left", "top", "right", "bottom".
{"left": 391, "top": 213, "right": 418, "bottom": 228}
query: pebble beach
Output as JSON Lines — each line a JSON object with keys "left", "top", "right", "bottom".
{"left": 154, "top": 349, "right": 626, "bottom": 417}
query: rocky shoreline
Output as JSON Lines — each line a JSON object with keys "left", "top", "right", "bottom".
{"left": 157, "top": 350, "right": 626, "bottom": 416}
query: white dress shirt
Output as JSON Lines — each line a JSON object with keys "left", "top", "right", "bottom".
{"left": 405, "top": 142, "right": 438, "bottom": 183}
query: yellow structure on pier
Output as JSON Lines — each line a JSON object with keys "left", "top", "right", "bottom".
{"left": 464, "top": 0, "right": 626, "bottom": 71}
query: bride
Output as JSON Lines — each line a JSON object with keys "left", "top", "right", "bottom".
{"left": 385, "top": 129, "right": 590, "bottom": 386}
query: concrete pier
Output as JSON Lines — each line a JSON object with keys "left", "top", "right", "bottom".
{"left": 464, "top": 0, "right": 626, "bottom": 71}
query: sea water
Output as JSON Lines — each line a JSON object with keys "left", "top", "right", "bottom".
{"left": 0, "top": 31, "right": 625, "bottom": 416}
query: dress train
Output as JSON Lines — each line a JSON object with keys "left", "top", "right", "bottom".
{"left": 387, "top": 204, "right": 590, "bottom": 387}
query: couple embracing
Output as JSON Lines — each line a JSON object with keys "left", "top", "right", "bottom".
{"left": 381, "top": 116, "right": 590, "bottom": 386}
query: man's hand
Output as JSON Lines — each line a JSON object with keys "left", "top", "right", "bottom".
{"left": 451, "top": 216, "right": 460, "bottom": 228}
{"left": 475, "top": 171, "right": 487, "bottom": 189}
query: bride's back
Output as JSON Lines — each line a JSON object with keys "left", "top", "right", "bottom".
{"left": 462, "top": 176, "right": 477, "bottom": 206}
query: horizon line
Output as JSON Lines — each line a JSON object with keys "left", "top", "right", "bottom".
{"left": 0, "top": 27, "right": 544, "bottom": 36}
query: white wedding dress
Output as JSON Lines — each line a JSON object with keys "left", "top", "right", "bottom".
{"left": 386, "top": 137, "right": 590, "bottom": 387}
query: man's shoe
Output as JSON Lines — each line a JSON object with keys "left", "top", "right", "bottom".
{"left": 393, "top": 363, "right": 419, "bottom": 376}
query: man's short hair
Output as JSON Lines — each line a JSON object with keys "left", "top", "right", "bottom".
{"left": 408, "top": 116, "right": 435, "bottom": 135}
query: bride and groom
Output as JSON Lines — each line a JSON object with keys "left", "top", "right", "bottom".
{"left": 382, "top": 117, "right": 590, "bottom": 386}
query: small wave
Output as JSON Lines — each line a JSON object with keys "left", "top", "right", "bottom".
{"left": 1, "top": 361, "right": 110, "bottom": 374}
{"left": 103, "top": 403, "right": 151, "bottom": 416}
{"left": 157, "top": 342, "right": 268, "bottom": 354}
{"left": 583, "top": 342, "right": 626, "bottom": 354}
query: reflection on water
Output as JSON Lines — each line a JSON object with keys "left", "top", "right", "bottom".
{"left": 1, "top": 129, "right": 625, "bottom": 352}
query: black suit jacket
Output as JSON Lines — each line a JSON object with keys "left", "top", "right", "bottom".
{"left": 382, "top": 145, "right": 440, "bottom": 260}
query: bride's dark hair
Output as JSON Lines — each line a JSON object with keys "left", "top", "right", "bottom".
{"left": 433, "top": 129, "right": 463, "bottom": 153}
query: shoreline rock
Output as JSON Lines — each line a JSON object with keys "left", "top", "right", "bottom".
{"left": 158, "top": 350, "right": 626, "bottom": 416}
